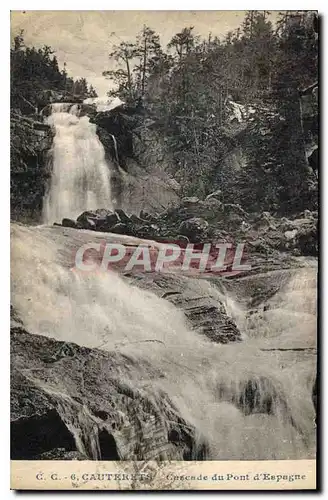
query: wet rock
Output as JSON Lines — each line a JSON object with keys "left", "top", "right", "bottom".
{"left": 76, "top": 210, "right": 98, "bottom": 225}
{"left": 109, "top": 222, "right": 131, "bottom": 235}
{"left": 218, "top": 377, "right": 288, "bottom": 417}
{"left": 85, "top": 218, "right": 97, "bottom": 230}
{"left": 295, "top": 221, "right": 317, "bottom": 256}
{"left": 97, "top": 212, "right": 120, "bottom": 231}
{"left": 62, "top": 218, "right": 77, "bottom": 229}
{"left": 76, "top": 210, "right": 103, "bottom": 230}
{"left": 130, "top": 213, "right": 147, "bottom": 225}
{"left": 107, "top": 211, "right": 121, "bottom": 225}
{"left": 284, "top": 229, "right": 298, "bottom": 241}
{"left": 11, "top": 327, "right": 199, "bottom": 460}
{"left": 115, "top": 208, "right": 130, "bottom": 224}
{"left": 95, "top": 208, "right": 112, "bottom": 218}
{"left": 130, "top": 272, "right": 242, "bottom": 344}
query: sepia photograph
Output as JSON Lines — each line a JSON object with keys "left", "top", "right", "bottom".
{"left": 10, "top": 9, "right": 318, "bottom": 490}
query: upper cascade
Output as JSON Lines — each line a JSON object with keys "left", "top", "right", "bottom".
{"left": 43, "top": 103, "right": 113, "bottom": 224}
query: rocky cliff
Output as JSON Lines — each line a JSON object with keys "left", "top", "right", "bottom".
{"left": 11, "top": 326, "right": 202, "bottom": 461}
{"left": 11, "top": 112, "right": 53, "bottom": 221}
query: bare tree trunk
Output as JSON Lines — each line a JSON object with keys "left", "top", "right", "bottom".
{"left": 125, "top": 58, "right": 132, "bottom": 97}
{"left": 141, "top": 39, "right": 147, "bottom": 96}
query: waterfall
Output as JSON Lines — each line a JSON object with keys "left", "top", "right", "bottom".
{"left": 11, "top": 223, "right": 317, "bottom": 460}
{"left": 12, "top": 101, "right": 316, "bottom": 461}
{"left": 43, "top": 103, "right": 113, "bottom": 224}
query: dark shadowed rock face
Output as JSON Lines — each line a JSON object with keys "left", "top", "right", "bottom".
{"left": 11, "top": 113, "right": 54, "bottom": 221}
{"left": 11, "top": 327, "right": 204, "bottom": 461}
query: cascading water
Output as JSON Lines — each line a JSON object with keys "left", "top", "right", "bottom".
{"left": 12, "top": 100, "right": 316, "bottom": 460}
{"left": 11, "top": 223, "right": 317, "bottom": 460}
{"left": 43, "top": 103, "right": 113, "bottom": 224}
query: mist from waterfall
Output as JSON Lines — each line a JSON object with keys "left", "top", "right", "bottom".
{"left": 43, "top": 103, "right": 113, "bottom": 224}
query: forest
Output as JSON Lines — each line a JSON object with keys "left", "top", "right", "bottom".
{"left": 10, "top": 11, "right": 318, "bottom": 218}
{"left": 102, "top": 11, "right": 318, "bottom": 213}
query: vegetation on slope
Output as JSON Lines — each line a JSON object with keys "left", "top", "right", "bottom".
{"left": 104, "top": 11, "right": 318, "bottom": 214}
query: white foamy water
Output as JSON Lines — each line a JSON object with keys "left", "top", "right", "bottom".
{"left": 43, "top": 103, "right": 113, "bottom": 223}
{"left": 11, "top": 224, "right": 317, "bottom": 460}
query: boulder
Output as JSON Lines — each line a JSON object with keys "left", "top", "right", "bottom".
{"left": 76, "top": 210, "right": 98, "bottom": 225}
{"left": 95, "top": 208, "right": 112, "bottom": 218}
{"left": 76, "top": 210, "right": 104, "bottom": 230}
{"left": 85, "top": 218, "right": 96, "bottom": 230}
{"left": 115, "top": 208, "right": 130, "bottom": 224}
{"left": 106, "top": 212, "right": 121, "bottom": 226}
{"left": 218, "top": 376, "right": 288, "bottom": 416}
{"left": 76, "top": 219, "right": 97, "bottom": 231}
{"left": 96, "top": 212, "right": 121, "bottom": 232}
{"left": 178, "top": 217, "right": 209, "bottom": 242}
{"left": 11, "top": 327, "right": 198, "bottom": 461}
{"left": 181, "top": 197, "right": 200, "bottom": 206}
{"left": 61, "top": 218, "right": 77, "bottom": 229}
{"left": 284, "top": 229, "right": 298, "bottom": 241}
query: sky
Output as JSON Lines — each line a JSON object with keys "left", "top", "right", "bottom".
{"left": 11, "top": 10, "right": 280, "bottom": 96}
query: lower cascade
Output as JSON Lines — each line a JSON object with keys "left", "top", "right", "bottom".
{"left": 11, "top": 223, "right": 317, "bottom": 460}
{"left": 42, "top": 103, "right": 113, "bottom": 224}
